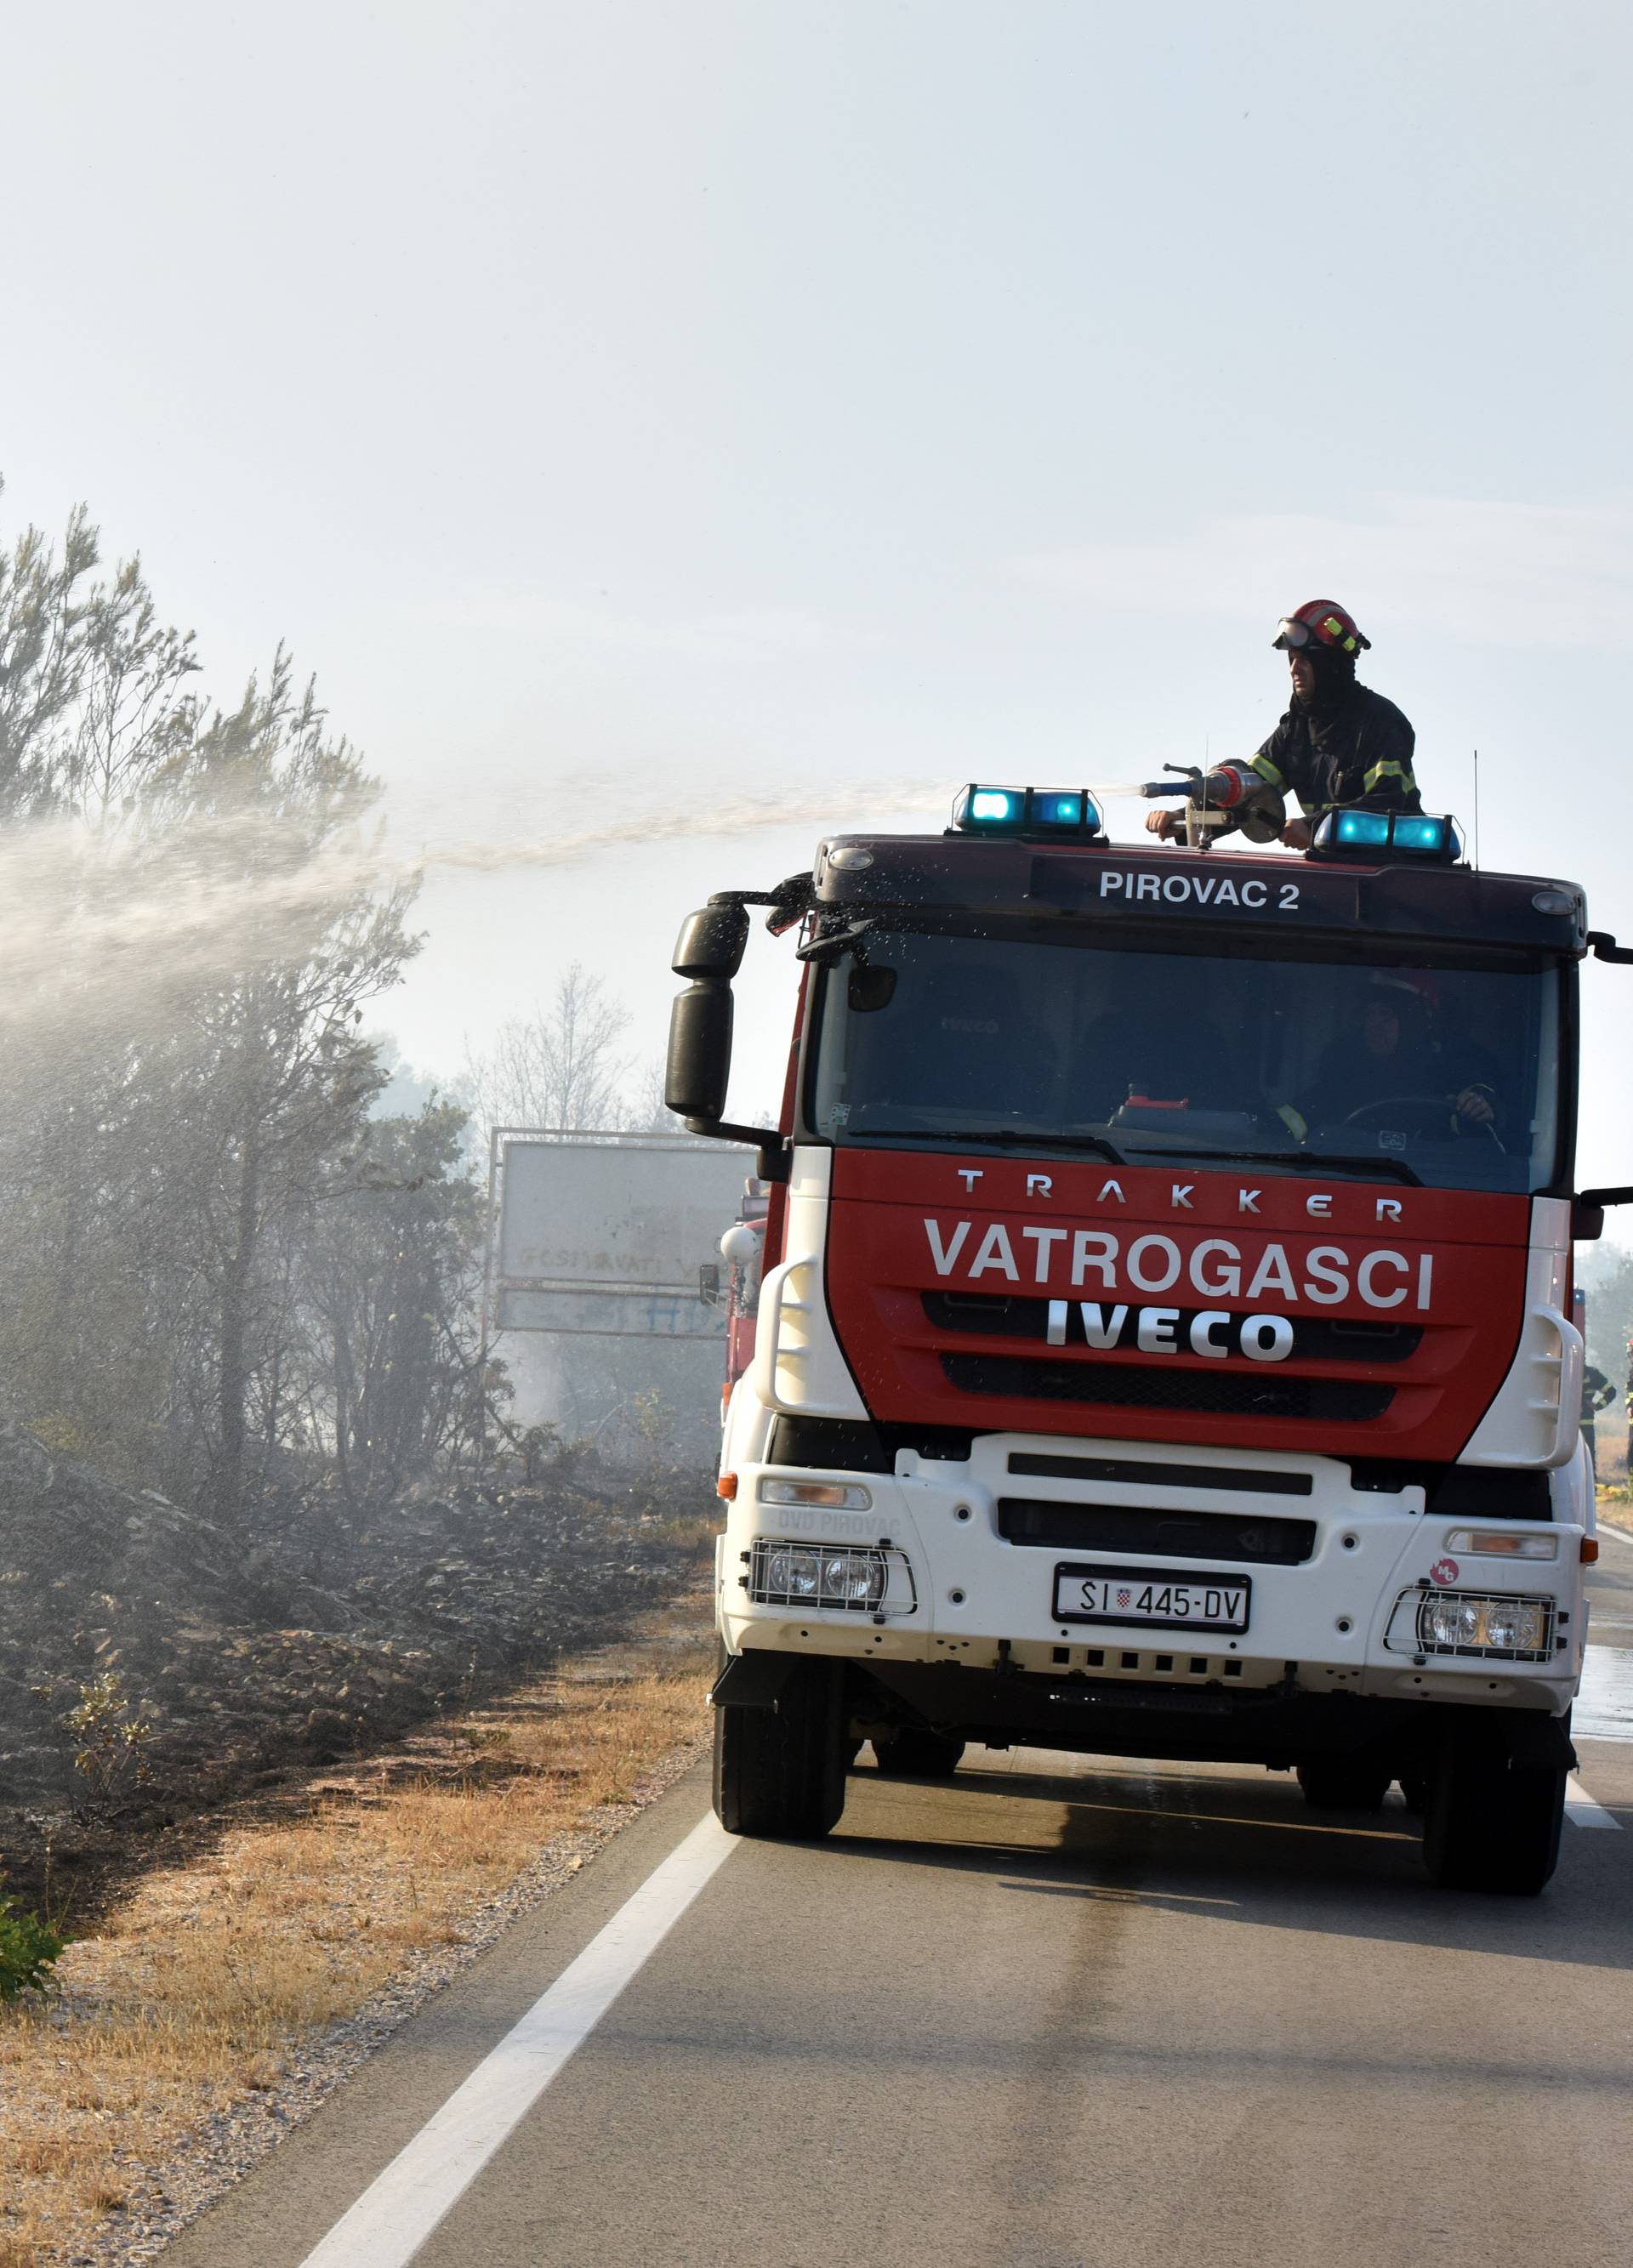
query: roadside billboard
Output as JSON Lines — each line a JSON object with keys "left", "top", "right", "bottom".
{"left": 492, "top": 1133, "right": 752, "bottom": 1339}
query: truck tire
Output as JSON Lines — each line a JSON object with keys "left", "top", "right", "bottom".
{"left": 713, "top": 1661, "right": 846, "bottom": 1839}
{"left": 1423, "top": 1734, "right": 1566, "bottom": 1895}
{"left": 872, "top": 1731, "right": 966, "bottom": 1779}
{"left": 1296, "top": 1759, "right": 1392, "bottom": 1811}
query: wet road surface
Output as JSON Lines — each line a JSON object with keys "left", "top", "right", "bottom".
{"left": 164, "top": 1570, "right": 1633, "bottom": 2268}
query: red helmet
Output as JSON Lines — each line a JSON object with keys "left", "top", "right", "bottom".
{"left": 1273, "top": 600, "right": 1370, "bottom": 656}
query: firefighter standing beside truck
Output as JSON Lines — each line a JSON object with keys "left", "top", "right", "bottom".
{"left": 1580, "top": 1362, "right": 1613, "bottom": 1474}
{"left": 1147, "top": 601, "right": 1419, "bottom": 850}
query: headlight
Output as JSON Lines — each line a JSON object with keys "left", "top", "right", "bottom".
{"left": 748, "top": 1538, "right": 909, "bottom": 1614}
{"left": 1418, "top": 1589, "right": 1553, "bottom": 1658}
{"left": 1423, "top": 1594, "right": 1484, "bottom": 1649}
{"left": 1443, "top": 1528, "right": 1558, "bottom": 1560}
{"left": 759, "top": 1477, "right": 873, "bottom": 1512}
{"left": 821, "top": 1551, "right": 885, "bottom": 1606}
{"left": 765, "top": 1546, "right": 821, "bottom": 1598}
{"left": 1482, "top": 1598, "right": 1549, "bottom": 1653}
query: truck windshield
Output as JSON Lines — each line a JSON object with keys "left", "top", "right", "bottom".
{"left": 809, "top": 927, "right": 1565, "bottom": 1195}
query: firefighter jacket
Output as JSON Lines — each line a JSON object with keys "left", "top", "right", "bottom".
{"left": 1249, "top": 683, "right": 1420, "bottom": 818}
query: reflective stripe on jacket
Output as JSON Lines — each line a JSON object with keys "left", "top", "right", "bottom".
{"left": 1249, "top": 684, "right": 1420, "bottom": 816}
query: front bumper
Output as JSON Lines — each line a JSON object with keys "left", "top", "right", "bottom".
{"left": 716, "top": 1433, "right": 1586, "bottom": 1719}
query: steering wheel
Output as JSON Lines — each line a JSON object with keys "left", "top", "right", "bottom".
{"left": 1340, "top": 1095, "right": 1507, "bottom": 1153}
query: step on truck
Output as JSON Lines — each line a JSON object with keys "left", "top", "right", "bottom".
{"left": 666, "top": 779, "right": 1633, "bottom": 1893}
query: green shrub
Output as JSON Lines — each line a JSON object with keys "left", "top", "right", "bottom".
{"left": 0, "top": 1881, "right": 65, "bottom": 2003}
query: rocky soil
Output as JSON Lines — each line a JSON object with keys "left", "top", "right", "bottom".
{"left": 0, "top": 1419, "right": 714, "bottom": 1908}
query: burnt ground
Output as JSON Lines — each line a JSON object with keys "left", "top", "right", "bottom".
{"left": 0, "top": 1419, "right": 717, "bottom": 1920}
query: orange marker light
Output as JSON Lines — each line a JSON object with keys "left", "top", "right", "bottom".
{"left": 717, "top": 1473, "right": 738, "bottom": 1501}
{"left": 1581, "top": 1537, "right": 1599, "bottom": 1564}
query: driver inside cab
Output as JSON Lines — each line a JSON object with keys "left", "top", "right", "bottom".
{"left": 1303, "top": 974, "right": 1498, "bottom": 1137}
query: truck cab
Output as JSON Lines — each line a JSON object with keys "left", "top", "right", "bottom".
{"left": 668, "top": 787, "right": 1618, "bottom": 1893}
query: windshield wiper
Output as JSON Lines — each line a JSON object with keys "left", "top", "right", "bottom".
{"left": 1122, "top": 1144, "right": 1423, "bottom": 1187}
{"left": 847, "top": 1128, "right": 1126, "bottom": 1164}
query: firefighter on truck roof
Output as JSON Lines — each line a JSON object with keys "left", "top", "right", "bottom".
{"left": 1147, "top": 600, "right": 1420, "bottom": 851}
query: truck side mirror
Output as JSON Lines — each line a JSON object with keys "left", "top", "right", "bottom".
{"left": 1576, "top": 1185, "right": 1633, "bottom": 1242}
{"left": 672, "top": 901, "right": 749, "bottom": 980}
{"left": 666, "top": 980, "right": 734, "bottom": 1120}
{"left": 664, "top": 897, "right": 790, "bottom": 1182}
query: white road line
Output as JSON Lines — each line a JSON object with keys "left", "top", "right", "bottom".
{"left": 299, "top": 1811, "right": 736, "bottom": 2268}
{"left": 1596, "top": 1522, "right": 1633, "bottom": 1548}
{"left": 1565, "top": 1774, "right": 1621, "bottom": 1830}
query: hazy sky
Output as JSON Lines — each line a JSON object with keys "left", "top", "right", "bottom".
{"left": 6, "top": 3, "right": 1632, "bottom": 1191}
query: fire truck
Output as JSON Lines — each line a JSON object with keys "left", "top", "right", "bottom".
{"left": 665, "top": 779, "right": 1633, "bottom": 1893}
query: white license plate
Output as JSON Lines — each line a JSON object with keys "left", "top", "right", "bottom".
{"left": 1052, "top": 1561, "right": 1252, "bottom": 1634}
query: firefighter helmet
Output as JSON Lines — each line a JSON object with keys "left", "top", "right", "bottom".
{"left": 1272, "top": 600, "right": 1371, "bottom": 656}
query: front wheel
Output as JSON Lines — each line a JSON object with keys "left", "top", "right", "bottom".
{"left": 713, "top": 1661, "right": 846, "bottom": 1839}
{"left": 1423, "top": 1734, "right": 1566, "bottom": 1895}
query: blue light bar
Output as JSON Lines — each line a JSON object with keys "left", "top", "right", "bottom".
{"left": 1315, "top": 808, "right": 1462, "bottom": 861}
{"left": 964, "top": 785, "right": 1024, "bottom": 824}
{"left": 1334, "top": 809, "right": 1391, "bottom": 848}
{"left": 1391, "top": 814, "right": 1454, "bottom": 855}
{"left": 952, "top": 784, "right": 1103, "bottom": 834}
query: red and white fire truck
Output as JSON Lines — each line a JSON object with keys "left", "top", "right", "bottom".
{"left": 666, "top": 780, "right": 1632, "bottom": 1892}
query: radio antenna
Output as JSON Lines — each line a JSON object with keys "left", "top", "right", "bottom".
{"left": 1472, "top": 747, "right": 1481, "bottom": 869}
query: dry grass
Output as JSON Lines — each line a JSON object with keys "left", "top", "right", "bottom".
{"left": 0, "top": 1592, "right": 714, "bottom": 2265}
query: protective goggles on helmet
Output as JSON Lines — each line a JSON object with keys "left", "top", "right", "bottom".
{"left": 1273, "top": 609, "right": 1370, "bottom": 655}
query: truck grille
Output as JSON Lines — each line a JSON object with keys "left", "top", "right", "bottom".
{"left": 942, "top": 1352, "right": 1392, "bottom": 1423}
{"left": 998, "top": 1495, "right": 1317, "bottom": 1565}
{"left": 1010, "top": 1450, "right": 1313, "bottom": 1495}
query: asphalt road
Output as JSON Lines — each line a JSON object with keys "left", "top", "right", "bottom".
{"left": 168, "top": 1580, "right": 1633, "bottom": 2268}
